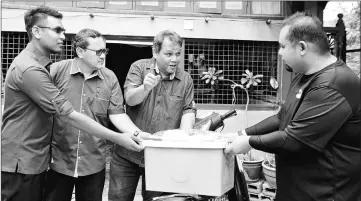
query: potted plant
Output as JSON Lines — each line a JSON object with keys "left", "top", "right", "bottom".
{"left": 201, "top": 68, "right": 279, "bottom": 182}
{"left": 262, "top": 154, "right": 276, "bottom": 188}
{"left": 236, "top": 153, "right": 263, "bottom": 182}
{"left": 238, "top": 70, "right": 265, "bottom": 181}
{"left": 219, "top": 69, "right": 264, "bottom": 181}
{"left": 201, "top": 67, "right": 223, "bottom": 104}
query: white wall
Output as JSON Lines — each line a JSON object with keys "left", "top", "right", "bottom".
{"left": 1, "top": 6, "right": 282, "bottom": 41}
{"left": 197, "top": 109, "right": 278, "bottom": 159}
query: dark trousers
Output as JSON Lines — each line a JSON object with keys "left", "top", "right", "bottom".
{"left": 108, "top": 153, "right": 166, "bottom": 201}
{"left": 1, "top": 171, "right": 46, "bottom": 201}
{"left": 43, "top": 168, "right": 105, "bottom": 201}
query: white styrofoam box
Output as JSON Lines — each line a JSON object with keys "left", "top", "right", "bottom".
{"left": 143, "top": 140, "right": 235, "bottom": 197}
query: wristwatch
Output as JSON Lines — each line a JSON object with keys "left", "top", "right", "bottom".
{"left": 238, "top": 130, "right": 247, "bottom": 136}
{"left": 133, "top": 130, "right": 140, "bottom": 137}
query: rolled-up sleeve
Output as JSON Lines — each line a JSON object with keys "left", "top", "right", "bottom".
{"left": 182, "top": 75, "right": 196, "bottom": 115}
{"left": 108, "top": 74, "right": 125, "bottom": 115}
{"left": 21, "top": 66, "right": 74, "bottom": 116}
{"left": 124, "top": 63, "right": 143, "bottom": 95}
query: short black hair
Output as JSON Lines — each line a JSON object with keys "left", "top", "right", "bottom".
{"left": 153, "top": 30, "right": 182, "bottom": 54}
{"left": 24, "top": 5, "right": 63, "bottom": 40}
{"left": 73, "top": 28, "right": 105, "bottom": 57}
{"left": 282, "top": 12, "right": 330, "bottom": 54}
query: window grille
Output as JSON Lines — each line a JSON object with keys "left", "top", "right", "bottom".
{"left": 1, "top": 31, "right": 73, "bottom": 78}
{"left": 184, "top": 39, "right": 279, "bottom": 105}
{"left": 1, "top": 32, "right": 280, "bottom": 106}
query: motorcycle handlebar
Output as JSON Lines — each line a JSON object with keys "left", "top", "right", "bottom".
{"left": 220, "top": 109, "right": 237, "bottom": 121}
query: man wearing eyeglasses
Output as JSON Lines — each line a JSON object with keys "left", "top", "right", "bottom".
{"left": 1, "top": 6, "right": 144, "bottom": 201}
{"left": 42, "top": 28, "right": 150, "bottom": 201}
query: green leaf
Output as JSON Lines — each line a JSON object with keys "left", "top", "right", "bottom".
{"left": 270, "top": 77, "right": 279, "bottom": 89}
{"left": 241, "top": 78, "right": 248, "bottom": 84}
{"left": 208, "top": 67, "right": 216, "bottom": 74}
{"left": 201, "top": 75, "right": 210, "bottom": 80}
{"left": 253, "top": 74, "right": 264, "bottom": 78}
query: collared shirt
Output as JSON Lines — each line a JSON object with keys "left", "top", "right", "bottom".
{"left": 1, "top": 43, "right": 74, "bottom": 174}
{"left": 49, "top": 58, "right": 125, "bottom": 177}
{"left": 155, "top": 63, "right": 175, "bottom": 80}
{"left": 114, "top": 58, "right": 196, "bottom": 166}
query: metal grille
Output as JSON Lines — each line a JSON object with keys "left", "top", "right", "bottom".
{"left": 1, "top": 31, "right": 74, "bottom": 79}
{"left": 184, "top": 39, "right": 279, "bottom": 105}
{"left": 1, "top": 32, "right": 279, "bottom": 106}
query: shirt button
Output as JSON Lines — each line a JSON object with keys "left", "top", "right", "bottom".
{"left": 83, "top": 94, "right": 86, "bottom": 96}
{"left": 82, "top": 110, "right": 85, "bottom": 113}
{"left": 80, "top": 141, "right": 82, "bottom": 144}
{"left": 78, "top": 156, "right": 81, "bottom": 159}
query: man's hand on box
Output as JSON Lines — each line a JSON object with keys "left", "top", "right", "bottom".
{"left": 220, "top": 132, "right": 239, "bottom": 142}
{"left": 224, "top": 135, "right": 252, "bottom": 156}
{"left": 115, "top": 133, "right": 144, "bottom": 152}
{"left": 138, "top": 131, "right": 151, "bottom": 139}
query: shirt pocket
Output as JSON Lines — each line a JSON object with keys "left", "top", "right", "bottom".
{"left": 92, "top": 87, "right": 110, "bottom": 116}
{"left": 167, "top": 95, "right": 184, "bottom": 126}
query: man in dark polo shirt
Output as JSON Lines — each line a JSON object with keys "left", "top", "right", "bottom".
{"left": 225, "top": 12, "right": 361, "bottom": 201}
{"left": 108, "top": 30, "right": 197, "bottom": 201}
{"left": 43, "top": 28, "right": 150, "bottom": 201}
{"left": 1, "top": 6, "right": 143, "bottom": 201}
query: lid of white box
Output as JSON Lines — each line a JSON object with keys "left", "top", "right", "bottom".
{"left": 143, "top": 140, "right": 229, "bottom": 149}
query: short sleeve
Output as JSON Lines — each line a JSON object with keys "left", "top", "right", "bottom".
{"left": 20, "top": 66, "right": 74, "bottom": 116}
{"left": 124, "top": 62, "right": 143, "bottom": 95}
{"left": 285, "top": 87, "right": 352, "bottom": 152}
{"left": 182, "top": 75, "right": 196, "bottom": 115}
{"left": 108, "top": 74, "right": 125, "bottom": 115}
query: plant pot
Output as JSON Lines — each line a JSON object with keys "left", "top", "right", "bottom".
{"left": 262, "top": 160, "right": 276, "bottom": 188}
{"left": 241, "top": 158, "right": 264, "bottom": 182}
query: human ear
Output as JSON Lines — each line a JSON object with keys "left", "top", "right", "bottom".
{"left": 32, "top": 27, "right": 41, "bottom": 39}
{"left": 152, "top": 46, "right": 158, "bottom": 59}
{"left": 76, "top": 47, "right": 84, "bottom": 58}
{"left": 299, "top": 41, "right": 307, "bottom": 56}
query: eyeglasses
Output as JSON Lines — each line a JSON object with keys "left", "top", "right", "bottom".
{"left": 85, "top": 48, "right": 109, "bottom": 56}
{"left": 36, "top": 26, "right": 66, "bottom": 34}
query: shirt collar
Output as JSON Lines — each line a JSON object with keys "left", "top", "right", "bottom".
{"left": 149, "top": 58, "right": 182, "bottom": 80}
{"left": 70, "top": 57, "right": 104, "bottom": 80}
{"left": 25, "top": 42, "right": 52, "bottom": 67}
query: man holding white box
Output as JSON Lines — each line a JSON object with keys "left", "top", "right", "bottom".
{"left": 108, "top": 30, "right": 197, "bottom": 201}
{"left": 225, "top": 12, "right": 360, "bottom": 201}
